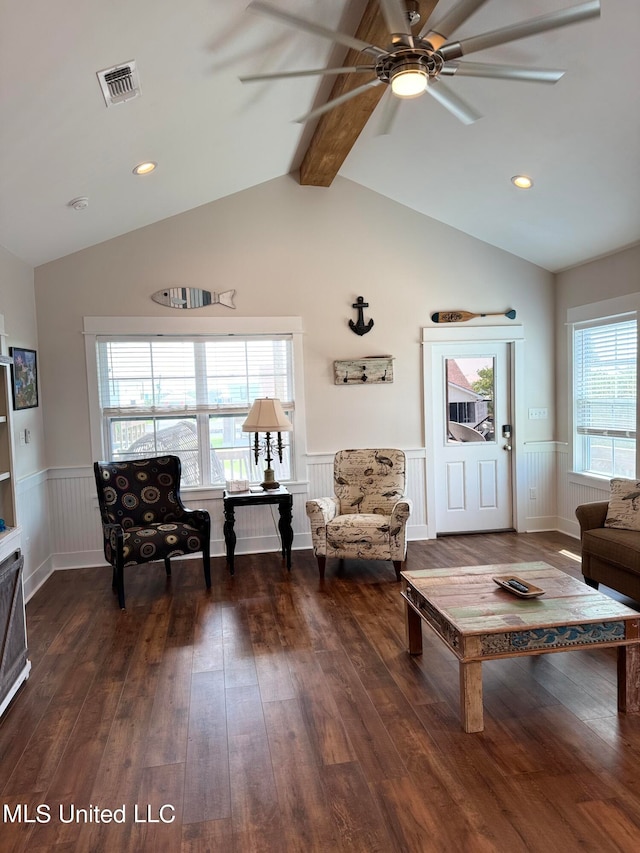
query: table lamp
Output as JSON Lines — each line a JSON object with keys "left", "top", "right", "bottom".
{"left": 242, "top": 398, "right": 292, "bottom": 490}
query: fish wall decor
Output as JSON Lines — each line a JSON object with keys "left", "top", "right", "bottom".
{"left": 151, "top": 287, "right": 236, "bottom": 309}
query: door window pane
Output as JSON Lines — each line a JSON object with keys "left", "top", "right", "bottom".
{"left": 445, "top": 357, "right": 495, "bottom": 443}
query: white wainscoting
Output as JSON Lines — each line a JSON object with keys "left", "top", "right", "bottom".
{"left": 48, "top": 467, "right": 103, "bottom": 567}
{"left": 46, "top": 468, "right": 314, "bottom": 572}
{"left": 555, "top": 445, "right": 610, "bottom": 539}
{"left": 20, "top": 444, "right": 587, "bottom": 590}
{"left": 38, "top": 451, "right": 430, "bottom": 575}
{"left": 522, "top": 442, "right": 560, "bottom": 532}
{"left": 305, "top": 449, "right": 429, "bottom": 541}
{"left": 16, "top": 470, "right": 52, "bottom": 601}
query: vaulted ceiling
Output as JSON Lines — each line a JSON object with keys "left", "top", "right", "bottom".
{"left": 0, "top": 1, "right": 638, "bottom": 270}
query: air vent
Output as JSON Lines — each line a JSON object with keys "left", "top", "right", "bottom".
{"left": 97, "top": 60, "right": 141, "bottom": 107}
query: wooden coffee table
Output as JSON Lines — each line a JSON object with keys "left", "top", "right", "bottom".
{"left": 401, "top": 562, "right": 640, "bottom": 732}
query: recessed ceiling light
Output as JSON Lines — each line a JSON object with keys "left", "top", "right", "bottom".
{"left": 511, "top": 175, "right": 533, "bottom": 189}
{"left": 132, "top": 161, "right": 157, "bottom": 175}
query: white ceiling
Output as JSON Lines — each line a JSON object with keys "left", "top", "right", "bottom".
{"left": 1, "top": 0, "right": 638, "bottom": 271}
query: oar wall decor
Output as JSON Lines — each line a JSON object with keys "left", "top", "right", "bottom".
{"left": 431, "top": 309, "right": 517, "bottom": 323}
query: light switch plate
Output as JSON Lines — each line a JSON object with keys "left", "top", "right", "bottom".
{"left": 528, "top": 407, "right": 548, "bottom": 420}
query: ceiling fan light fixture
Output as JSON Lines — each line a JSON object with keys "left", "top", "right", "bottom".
{"left": 511, "top": 174, "right": 534, "bottom": 189}
{"left": 390, "top": 63, "right": 428, "bottom": 98}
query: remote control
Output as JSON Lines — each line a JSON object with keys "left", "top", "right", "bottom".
{"left": 506, "top": 579, "right": 529, "bottom": 593}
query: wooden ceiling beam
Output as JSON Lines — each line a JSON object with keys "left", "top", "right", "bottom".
{"left": 298, "top": 1, "right": 439, "bottom": 187}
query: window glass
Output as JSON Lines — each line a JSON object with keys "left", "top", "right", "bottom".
{"left": 108, "top": 417, "right": 200, "bottom": 485}
{"left": 445, "top": 357, "right": 495, "bottom": 443}
{"left": 573, "top": 318, "right": 636, "bottom": 478}
{"left": 96, "top": 336, "right": 294, "bottom": 487}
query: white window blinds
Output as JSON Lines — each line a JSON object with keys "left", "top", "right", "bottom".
{"left": 574, "top": 318, "right": 637, "bottom": 439}
{"left": 96, "top": 336, "right": 293, "bottom": 417}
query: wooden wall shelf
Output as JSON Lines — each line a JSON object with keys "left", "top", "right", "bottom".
{"left": 333, "top": 356, "right": 394, "bottom": 385}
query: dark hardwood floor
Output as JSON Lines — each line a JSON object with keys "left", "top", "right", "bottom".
{"left": 2, "top": 532, "right": 640, "bottom": 852}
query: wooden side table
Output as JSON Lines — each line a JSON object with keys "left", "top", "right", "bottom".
{"left": 223, "top": 488, "right": 293, "bottom": 575}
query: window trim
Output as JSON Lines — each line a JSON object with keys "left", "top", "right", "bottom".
{"left": 567, "top": 294, "right": 639, "bottom": 481}
{"left": 84, "top": 315, "right": 307, "bottom": 494}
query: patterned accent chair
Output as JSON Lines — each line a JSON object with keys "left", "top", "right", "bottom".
{"left": 306, "top": 449, "right": 412, "bottom": 580}
{"left": 94, "top": 455, "right": 211, "bottom": 608}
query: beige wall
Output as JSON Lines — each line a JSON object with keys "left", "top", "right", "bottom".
{"left": 555, "top": 243, "right": 640, "bottom": 440}
{"left": 35, "top": 175, "right": 555, "bottom": 468}
{"left": 0, "top": 244, "right": 46, "bottom": 479}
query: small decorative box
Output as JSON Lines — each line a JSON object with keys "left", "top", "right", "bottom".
{"left": 226, "top": 480, "right": 249, "bottom": 493}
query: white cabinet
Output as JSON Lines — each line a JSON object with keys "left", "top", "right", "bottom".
{"left": 0, "top": 314, "right": 28, "bottom": 716}
{"left": 0, "top": 316, "right": 19, "bottom": 547}
{"left": 0, "top": 355, "right": 18, "bottom": 543}
{"left": 0, "top": 549, "right": 29, "bottom": 716}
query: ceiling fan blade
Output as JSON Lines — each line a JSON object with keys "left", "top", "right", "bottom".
{"left": 438, "top": 1, "right": 600, "bottom": 62}
{"left": 440, "top": 62, "right": 565, "bottom": 83}
{"left": 240, "top": 66, "right": 376, "bottom": 83}
{"left": 376, "top": 91, "right": 401, "bottom": 136}
{"left": 420, "top": 0, "right": 489, "bottom": 49}
{"left": 426, "top": 79, "right": 482, "bottom": 124}
{"left": 295, "top": 80, "right": 384, "bottom": 124}
{"left": 247, "top": 1, "right": 385, "bottom": 58}
{"left": 378, "top": 0, "right": 414, "bottom": 46}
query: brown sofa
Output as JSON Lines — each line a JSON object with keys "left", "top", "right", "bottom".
{"left": 575, "top": 501, "right": 640, "bottom": 601}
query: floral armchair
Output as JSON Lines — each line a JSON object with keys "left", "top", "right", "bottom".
{"left": 94, "top": 455, "right": 211, "bottom": 608}
{"left": 305, "top": 449, "right": 412, "bottom": 580}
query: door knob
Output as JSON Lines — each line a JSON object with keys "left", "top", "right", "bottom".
{"left": 503, "top": 444, "right": 512, "bottom": 451}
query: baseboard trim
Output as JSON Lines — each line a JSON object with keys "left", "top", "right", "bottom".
{"left": 557, "top": 518, "right": 580, "bottom": 540}
{"left": 47, "top": 533, "right": 316, "bottom": 573}
{"left": 37, "top": 520, "right": 582, "bottom": 579}
{"left": 0, "top": 661, "right": 31, "bottom": 718}
{"left": 23, "top": 556, "right": 54, "bottom": 603}
{"left": 524, "top": 516, "right": 560, "bottom": 533}
{"left": 407, "top": 525, "right": 430, "bottom": 541}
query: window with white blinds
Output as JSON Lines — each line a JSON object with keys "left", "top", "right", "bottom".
{"left": 95, "top": 335, "right": 294, "bottom": 487}
{"left": 573, "top": 317, "right": 637, "bottom": 478}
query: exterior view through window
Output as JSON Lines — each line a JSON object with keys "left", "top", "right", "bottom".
{"left": 445, "top": 357, "right": 495, "bottom": 443}
{"left": 96, "top": 336, "right": 294, "bottom": 487}
{"left": 573, "top": 317, "right": 636, "bottom": 478}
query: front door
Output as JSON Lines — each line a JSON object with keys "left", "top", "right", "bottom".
{"left": 432, "top": 341, "right": 513, "bottom": 534}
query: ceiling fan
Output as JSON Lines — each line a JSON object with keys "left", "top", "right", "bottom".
{"left": 240, "top": 0, "right": 601, "bottom": 126}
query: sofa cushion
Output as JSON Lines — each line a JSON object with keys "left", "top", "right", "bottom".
{"left": 605, "top": 478, "right": 640, "bottom": 531}
{"left": 327, "top": 514, "right": 391, "bottom": 545}
{"left": 583, "top": 527, "right": 640, "bottom": 574}
{"left": 326, "top": 513, "right": 394, "bottom": 560}
{"left": 109, "top": 522, "right": 205, "bottom": 566}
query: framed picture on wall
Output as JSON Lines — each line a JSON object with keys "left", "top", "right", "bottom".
{"left": 9, "top": 347, "right": 39, "bottom": 410}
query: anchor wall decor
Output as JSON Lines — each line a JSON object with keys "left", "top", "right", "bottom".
{"left": 349, "top": 296, "right": 374, "bottom": 336}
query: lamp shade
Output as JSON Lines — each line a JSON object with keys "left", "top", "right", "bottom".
{"left": 242, "top": 398, "right": 292, "bottom": 432}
